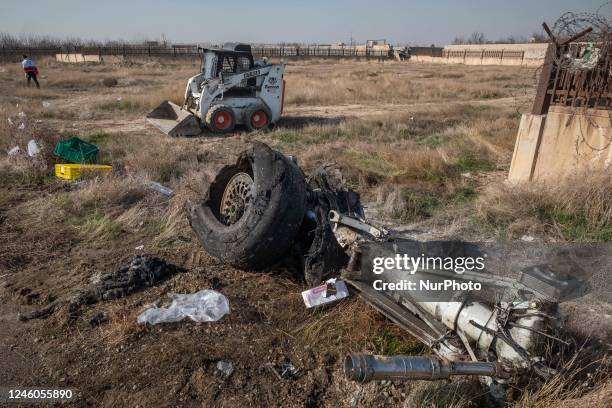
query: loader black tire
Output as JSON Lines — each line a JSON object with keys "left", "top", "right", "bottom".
{"left": 245, "top": 105, "right": 272, "bottom": 131}
{"left": 188, "top": 142, "right": 307, "bottom": 270}
{"left": 205, "top": 105, "right": 235, "bottom": 134}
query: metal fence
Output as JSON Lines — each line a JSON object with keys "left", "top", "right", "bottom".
{"left": 443, "top": 50, "right": 525, "bottom": 59}
{"left": 532, "top": 41, "right": 611, "bottom": 113}
{"left": 0, "top": 45, "right": 393, "bottom": 61}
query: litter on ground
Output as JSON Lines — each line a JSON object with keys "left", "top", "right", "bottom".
{"left": 72, "top": 255, "right": 184, "bottom": 305}
{"left": 54, "top": 163, "right": 112, "bottom": 180}
{"left": 302, "top": 279, "right": 349, "bottom": 308}
{"left": 149, "top": 181, "right": 173, "bottom": 196}
{"left": 216, "top": 360, "right": 234, "bottom": 377}
{"left": 137, "top": 289, "right": 230, "bottom": 325}
{"left": 27, "top": 139, "right": 40, "bottom": 157}
{"left": 8, "top": 146, "right": 21, "bottom": 156}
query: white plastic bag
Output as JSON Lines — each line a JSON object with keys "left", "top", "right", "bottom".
{"left": 137, "top": 290, "right": 230, "bottom": 325}
{"left": 27, "top": 140, "right": 40, "bottom": 157}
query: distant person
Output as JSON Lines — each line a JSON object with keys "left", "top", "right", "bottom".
{"left": 21, "top": 55, "right": 40, "bottom": 88}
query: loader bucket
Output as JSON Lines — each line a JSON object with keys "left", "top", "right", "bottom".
{"left": 145, "top": 101, "right": 201, "bottom": 137}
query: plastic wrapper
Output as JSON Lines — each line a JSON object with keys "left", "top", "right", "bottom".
{"left": 137, "top": 290, "right": 230, "bottom": 325}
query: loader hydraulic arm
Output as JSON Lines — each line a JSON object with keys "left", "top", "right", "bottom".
{"left": 218, "top": 66, "right": 273, "bottom": 90}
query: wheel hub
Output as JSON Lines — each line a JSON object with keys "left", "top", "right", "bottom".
{"left": 251, "top": 110, "right": 267, "bottom": 128}
{"left": 220, "top": 172, "right": 253, "bottom": 225}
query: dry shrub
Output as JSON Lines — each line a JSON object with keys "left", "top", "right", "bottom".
{"left": 515, "top": 348, "right": 611, "bottom": 408}
{"left": 477, "top": 172, "right": 612, "bottom": 240}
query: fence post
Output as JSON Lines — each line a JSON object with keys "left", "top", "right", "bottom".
{"left": 500, "top": 49, "right": 504, "bottom": 63}
{"left": 531, "top": 43, "right": 555, "bottom": 115}
{"left": 148, "top": 45, "right": 151, "bottom": 58}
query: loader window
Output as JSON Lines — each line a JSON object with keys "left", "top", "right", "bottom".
{"left": 236, "top": 56, "right": 252, "bottom": 72}
{"left": 215, "top": 52, "right": 257, "bottom": 94}
{"left": 220, "top": 56, "right": 235, "bottom": 74}
{"left": 216, "top": 54, "right": 254, "bottom": 76}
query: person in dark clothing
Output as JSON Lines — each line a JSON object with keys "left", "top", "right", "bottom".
{"left": 22, "top": 55, "right": 40, "bottom": 88}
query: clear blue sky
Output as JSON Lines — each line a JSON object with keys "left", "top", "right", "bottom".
{"left": 1, "top": 0, "right": 609, "bottom": 45}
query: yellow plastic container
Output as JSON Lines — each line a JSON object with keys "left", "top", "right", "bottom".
{"left": 54, "top": 163, "right": 112, "bottom": 180}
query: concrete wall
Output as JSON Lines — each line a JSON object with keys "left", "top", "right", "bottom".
{"left": 56, "top": 53, "right": 102, "bottom": 63}
{"left": 444, "top": 43, "right": 548, "bottom": 60}
{"left": 56, "top": 53, "right": 139, "bottom": 63}
{"left": 508, "top": 106, "right": 612, "bottom": 182}
{"left": 410, "top": 43, "right": 547, "bottom": 66}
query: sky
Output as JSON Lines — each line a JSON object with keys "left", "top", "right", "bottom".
{"left": 1, "top": 0, "right": 610, "bottom": 45}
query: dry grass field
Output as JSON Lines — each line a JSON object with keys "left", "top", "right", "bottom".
{"left": 0, "top": 57, "right": 610, "bottom": 407}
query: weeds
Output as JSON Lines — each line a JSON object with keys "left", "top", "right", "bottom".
{"left": 477, "top": 172, "right": 612, "bottom": 241}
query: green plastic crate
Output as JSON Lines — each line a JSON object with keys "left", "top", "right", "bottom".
{"left": 53, "top": 137, "right": 99, "bottom": 164}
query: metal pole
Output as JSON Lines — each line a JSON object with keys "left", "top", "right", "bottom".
{"left": 344, "top": 354, "right": 500, "bottom": 383}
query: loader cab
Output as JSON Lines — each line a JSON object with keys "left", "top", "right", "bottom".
{"left": 201, "top": 43, "right": 255, "bottom": 80}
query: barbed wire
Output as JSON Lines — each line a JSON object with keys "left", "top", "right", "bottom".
{"left": 511, "top": 3, "right": 611, "bottom": 155}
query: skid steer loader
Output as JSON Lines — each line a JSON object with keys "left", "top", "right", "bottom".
{"left": 146, "top": 43, "right": 285, "bottom": 136}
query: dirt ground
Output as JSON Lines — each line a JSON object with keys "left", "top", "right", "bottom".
{"left": 0, "top": 58, "right": 609, "bottom": 407}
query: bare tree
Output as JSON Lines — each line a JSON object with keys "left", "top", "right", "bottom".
{"left": 452, "top": 32, "right": 487, "bottom": 44}
{"left": 468, "top": 31, "right": 487, "bottom": 44}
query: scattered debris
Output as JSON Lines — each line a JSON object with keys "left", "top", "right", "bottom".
{"left": 42, "top": 101, "right": 51, "bottom": 108}
{"left": 116, "top": 97, "right": 123, "bottom": 102}
{"left": 18, "top": 123, "right": 25, "bottom": 130}
{"left": 461, "top": 172, "right": 472, "bottom": 178}
{"left": 301, "top": 278, "right": 349, "bottom": 308}
{"left": 280, "top": 362, "right": 300, "bottom": 379}
{"left": 8, "top": 146, "right": 21, "bottom": 156}
{"left": 149, "top": 181, "right": 173, "bottom": 196}
{"left": 54, "top": 164, "right": 112, "bottom": 180}
{"left": 137, "top": 289, "right": 230, "bottom": 325}
{"left": 521, "top": 235, "right": 535, "bottom": 242}
{"left": 267, "top": 361, "right": 300, "bottom": 380}
{"left": 7, "top": 117, "right": 14, "bottom": 126}
{"left": 17, "top": 111, "right": 26, "bottom": 117}
{"left": 27, "top": 140, "right": 40, "bottom": 157}
{"left": 89, "top": 311, "right": 109, "bottom": 326}
{"left": 54, "top": 137, "right": 99, "bottom": 163}
{"left": 72, "top": 256, "right": 184, "bottom": 305}
{"left": 216, "top": 360, "right": 234, "bottom": 377}
{"left": 135, "top": 245, "right": 145, "bottom": 251}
